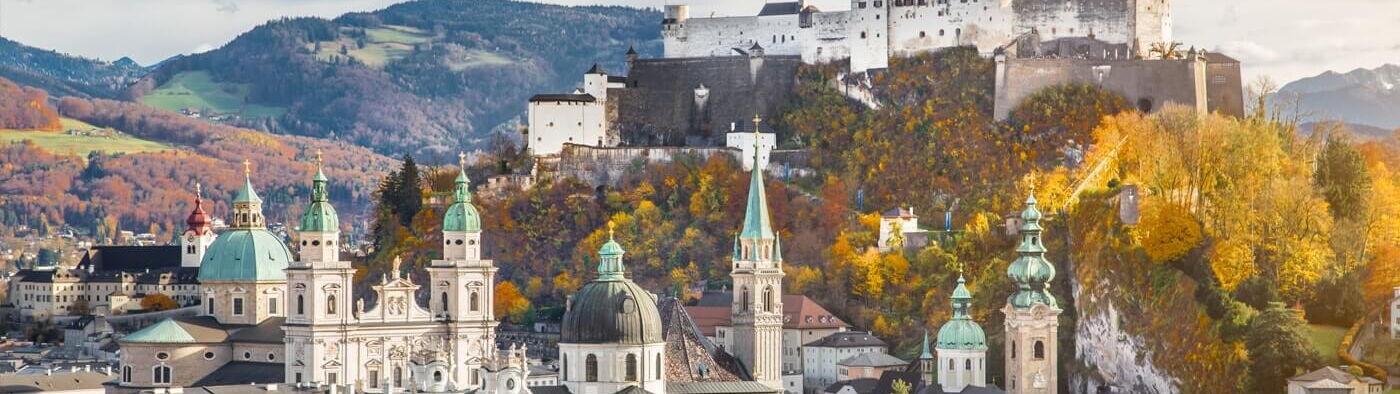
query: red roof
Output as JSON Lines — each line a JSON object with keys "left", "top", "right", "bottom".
{"left": 685, "top": 293, "right": 849, "bottom": 336}
{"left": 185, "top": 195, "right": 211, "bottom": 235}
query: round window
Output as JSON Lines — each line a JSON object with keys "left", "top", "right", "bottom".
{"left": 468, "top": 239, "right": 476, "bottom": 245}
{"left": 156, "top": 352, "right": 169, "bottom": 360}
{"left": 434, "top": 371, "right": 443, "bottom": 382}
{"left": 312, "top": 240, "right": 320, "bottom": 246}
{"left": 243, "top": 352, "right": 252, "bottom": 360}
{"left": 268, "top": 353, "right": 276, "bottom": 361}
{"left": 301, "top": 240, "right": 307, "bottom": 246}
{"left": 445, "top": 239, "right": 451, "bottom": 245}
{"left": 455, "top": 239, "right": 463, "bottom": 245}
{"left": 203, "top": 352, "right": 215, "bottom": 360}
{"left": 507, "top": 378, "right": 516, "bottom": 390}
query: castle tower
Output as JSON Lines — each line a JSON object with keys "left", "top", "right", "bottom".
{"left": 936, "top": 275, "right": 988, "bottom": 392}
{"left": 197, "top": 160, "right": 292, "bottom": 326}
{"left": 847, "top": 0, "right": 890, "bottom": 73}
{"left": 730, "top": 118, "right": 785, "bottom": 391}
{"left": 427, "top": 153, "right": 500, "bottom": 388}
{"left": 583, "top": 64, "right": 608, "bottom": 102}
{"left": 284, "top": 151, "right": 355, "bottom": 386}
{"left": 1001, "top": 195, "right": 1061, "bottom": 394}
{"left": 180, "top": 183, "right": 216, "bottom": 268}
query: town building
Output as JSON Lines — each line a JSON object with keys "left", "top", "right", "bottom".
{"left": 3, "top": 189, "right": 213, "bottom": 321}
{"left": 1002, "top": 196, "right": 1060, "bottom": 394}
{"left": 662, "top": 0, "right": 1171, "bottom": 73}
{"left": 835, "top": 352, "right": 905, "bottom": 382}
{"left": 526, "top": 64, "right": 623, "bottom": 156}
{"left": 802, "top": 332, "right": 887, "bottom": 393}
{"left": 877, "top": 207, "right": 927, "bottom": 252}
{"left": 1286, "top": 366, "right": 1385, "bottom": 394}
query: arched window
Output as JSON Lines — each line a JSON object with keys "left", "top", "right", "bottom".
{"left": 562, "top": 354, "right": 568, "bottom": 380}
{"left": 626, "top": 353, "right": 638, "bottom": 381}
{"left": 948, "top": 359, "right": 954, "bottom": 370}
{"left": 327, "top": 295, "right": 336, "bottom": 315}
{"left": 656, "top": 353, "right": 662, "bottom": 379}
{"left": 763, "top": 286, "right": 774, "bottom": 312}
{"left": 470, "top": 291, "right": 480, "bottom": 311}
{"left": 441, "top": 292, "right": 449, "bottom": 312}
{"left": 740, "top": 287, "right": 750, "bottom": 312}
{"left": 1011, "top": 341, "right": 1017, "bottom": 359}
{"left": 153, "top": 365, "right": 172, "bottom": 384}
{"left": 1033, "top": 340, "right": 1045, "bottom": 360}
{"left": 296, "top": 295, "right": 304, "bottom": 315}
{"left": 585, "top": 354, "right": 598, "bottom": 382}
{"left": 965, "top": 359, "right": 972, "bottom": 370}
{"left": 122, "top": 366, "right": 131, "bottom": 383}
{"left": 394, "top": 366, "right": 403, "bottom": 387}
{"left": 207, "top": 297, "right": 214, "bottom": 314}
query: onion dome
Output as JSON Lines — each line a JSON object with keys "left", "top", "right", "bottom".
{"left": 199, "top": 167, "right": 291, "bottom": 282}
{"left": 299, "top": 154, "right": 339, "bottom": 233}
{"left": 560, "top": 224, "right": 663, "bottom": 345}
{"left": 185, "top": 183, "right": 212, "bottom": 235}
{"left": 1007, "top": 195, "right": 1057, "bottom": 309}
{"left": 936, "top": 275, "right": 987, "bottom": 350}
{"left": 442, "top": 157, "right": 481, "bottom": 233}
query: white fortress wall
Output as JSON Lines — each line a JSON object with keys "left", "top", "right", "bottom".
{"left": 799, "top": 11, "right": 853, "bottom": 64}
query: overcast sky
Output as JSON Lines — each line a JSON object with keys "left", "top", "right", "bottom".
{"left": 1, "top": 0, "right": 1396, "bottom": 83}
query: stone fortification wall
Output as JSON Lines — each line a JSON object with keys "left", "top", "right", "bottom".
{"left": 994, "top": 55, "right": 1207, "bottom": 120}
{"left": 612, "top": 55, "right": 801, "bottom": 147}
{"left": 554, "top": 144, "right": 742, "bottom": 187}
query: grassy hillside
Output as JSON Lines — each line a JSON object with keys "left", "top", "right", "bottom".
{"left": 1, "top": 118, "right": 170, "bottom": 159}
{"left": 140, "top": 71, "right": 286, "bottom": 117}
{"left": 132, "top": 0, "right": 663, "bottom": 156}
{"left": 1305, "top": 324, "right": 1348, "bottom": 365}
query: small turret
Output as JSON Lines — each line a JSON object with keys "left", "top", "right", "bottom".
{"left": 180, "top": 183, "right": 215, "bottom": 268}
{"left": 230, "top": 160, "right": 265, "bottom": 229}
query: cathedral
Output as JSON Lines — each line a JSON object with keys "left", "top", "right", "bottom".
{"left": 111, "top": 145, "right": 790, "bottom": 394}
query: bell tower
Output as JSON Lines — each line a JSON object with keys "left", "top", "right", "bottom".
{"left": 1001, "top": 195, "right": 1061, "bottom": 394}
{"left": 284, "top": 151, "right": 355, "bottom": 386}
{"left": 730, "top": 117, "right": 785, "bottom": 391}
{"left": 180, "top": 183, "right": 215, "bottom": 268}
{"left": 427, "top": 153, "right": 498, "bottom": 388}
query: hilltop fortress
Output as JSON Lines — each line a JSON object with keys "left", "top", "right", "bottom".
{"left": 661, "top": 0, "right": 1171, "bottom": 72}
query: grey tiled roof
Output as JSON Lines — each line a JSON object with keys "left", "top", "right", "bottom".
{"left": 191, "top": 361, "right": 285, "bottom": 387}
{"left": 667, "top": 381, "right": 783, "bottom": 394}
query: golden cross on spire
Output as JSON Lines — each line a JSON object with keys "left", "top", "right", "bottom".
{"left": 242, "top": 159, "right": 251, "bottom": 178}
{"left": 607, "top": 220, "right": 616, "bottom": 240}
{"left": 315, "top": 149, "right": 323, "bottom": 168}
{"left": 752, "top": 113, "right": 762, "bottom": 135}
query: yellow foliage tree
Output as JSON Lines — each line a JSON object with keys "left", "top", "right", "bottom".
{"left": 1137, "top": 201, "right": 1203, "bottom": 264}
{"left": 141, "top": 293, "right": 179, "bottom": 312}
{"left": 494, "top": 281, "right": 531, "bottom": 323}
{"left": 1209, "top": 238, "right": 1256, "bottom": 291}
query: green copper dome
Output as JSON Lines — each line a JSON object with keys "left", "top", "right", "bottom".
{"left": 442, "top": 170, "right": 481, "bottom": 232}
{"left": 936, "top": 275, "right": 987, "bottom": 350}
{"left": 198, "top": 229, "right": 292, "bottom": 282}
{"left": 1007, "top": 195, "right": 1057, "bottom": 309}
{"left": 561, "top": 233, "right": 662, "bottom": 345}
{"left": 299, "top": 168, "right": 339, "bottom": 232}
{"left": 121, "top": 318, "right": 198, "bottom": 344}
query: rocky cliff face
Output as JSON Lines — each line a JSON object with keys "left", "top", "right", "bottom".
{"left": 1068, "top": 280, "right": 1179, "bottom": 393}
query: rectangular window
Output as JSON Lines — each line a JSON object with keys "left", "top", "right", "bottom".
{"left": 207, "top": 297, "right": 215, "bottom": 314}
{"left": 295, "top": 373, "right": 302, "bottom": 383}
{"left": 269, "top": 298, "right": 279, "bottom": 315}
{"left": 328, "top": 373, "right": 338, "bottom": 385}
{"left": 233, "top": 298, "right": 244, "bottom": 316}
{"left": 369, "top": 370, "right": 380, "bottom": 388}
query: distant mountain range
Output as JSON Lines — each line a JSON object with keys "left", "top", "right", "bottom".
{"left": 1279, "top": 64, "right": 1400, "bottom": 131}
{"left": 0, "top": 37, "right": 147, "bottom": 99}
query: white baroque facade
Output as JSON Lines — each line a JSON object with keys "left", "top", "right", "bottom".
{"left": 662, "top": 0, "right": 1172, "bottom": 73}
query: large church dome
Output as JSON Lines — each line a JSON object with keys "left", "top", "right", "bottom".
{"left": 560, "top": 232, "right": 663, "bottom": 345}
{"left": 197, "top": 176, "right": 292, "bottom": 282}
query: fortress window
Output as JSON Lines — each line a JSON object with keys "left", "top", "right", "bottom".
{"left": 861, "top": 32, "right": 867, "bottom": 39}
{"left": 920, "top": 31, "right": 926, "bottom": 38}
{"left": 858, "top": 1, "right": 866, "bottom": 9}
{"left": 874, "top": 1, "right": 883, "bottom": 7}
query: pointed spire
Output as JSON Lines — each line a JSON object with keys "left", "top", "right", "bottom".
{"left": 919, "top": 330, "right": 933, "bottom": 359}
{"left": 234, "top": 159, "right": 261, "bottom": 204}
{"left": 597, "top": 221, "right": 626, "bottom": 280}
{"left": 1007, "top": 194, "right": 1057, "bottom": 309}
{"left": 740, "top": 115, "right": 774, "bottom": 241}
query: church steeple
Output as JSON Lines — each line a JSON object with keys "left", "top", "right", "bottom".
{"left": 740, "top": 115, "right": 774, "bottom": 241}
{"left": 296, "top": 151, "right": 341, "bottom": 266}
{"left": 1007, "top": 195, "right": 1056, "bottom": 309}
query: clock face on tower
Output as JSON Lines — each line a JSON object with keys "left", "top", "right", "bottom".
{"left": 187, "top": 235, "right": 195, "bottom": 243}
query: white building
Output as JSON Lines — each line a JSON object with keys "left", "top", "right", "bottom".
{"left": 726, "top": 129, "right": 777, "bottom": 172}
{"left": 1391, "top": 287, "right": 1400, "bottom": 339}
{"left": 526, "top": 65, "right": 624, "bottom": 156}
{"left": 801, "top": 331, "right": 886, "bottom": 393}
{"left": 662, "top": 0, "right": 1172, "bottom": 73}
{"left": 1286, "top": 366, "right": 1385, "bottom": 394}
{"left": 876, "top": 207, "right": 921, "bottom": 252}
